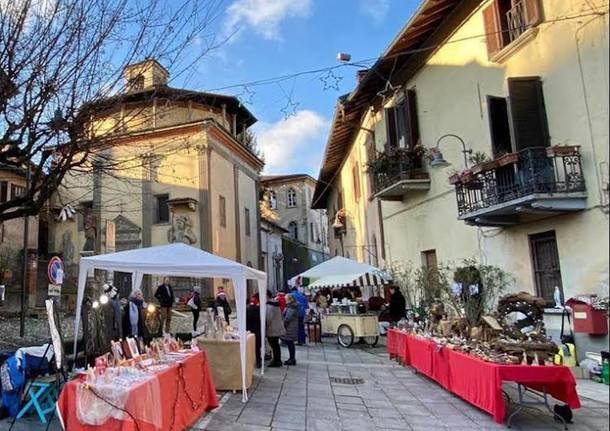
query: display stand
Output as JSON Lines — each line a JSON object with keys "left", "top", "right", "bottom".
{"left": 506, "top": 384, "right": 568, "bottom": 430}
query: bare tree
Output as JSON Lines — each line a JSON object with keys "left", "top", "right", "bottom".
{"left": 0, "top": 0, "right": 227, "bottom": 222}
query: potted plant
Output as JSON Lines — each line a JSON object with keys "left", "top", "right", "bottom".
{"left": 546, "top": 145, "right": 580, "bottom": 157}
{"left": 448, "top": 171, "right": 461, "bottom": 185}
{"left": 496, "top": 151, "right": 519, "bottom": 167}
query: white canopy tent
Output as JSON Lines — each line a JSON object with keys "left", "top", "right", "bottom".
{"left": 74, "top": 243, "right": 267, "bottom": 401}
{"left": 289, "top": 256, "right": 391, "bottom": 291}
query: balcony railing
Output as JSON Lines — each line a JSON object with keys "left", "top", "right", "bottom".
{"left": 507, "top": 0, "right": 527, "bottom": 42}
{"left": 455, "top": 147, "right": 586, "bottom": 222}
{"left": 370, "top": 148, "right": 430, "bottom": 199}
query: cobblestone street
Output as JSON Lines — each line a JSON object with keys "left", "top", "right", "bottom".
{"left": 193, "top": 341, "right": 609, "bottom": 431}
{"left": 1, "top": 340, "right": 608, "bottom": 431}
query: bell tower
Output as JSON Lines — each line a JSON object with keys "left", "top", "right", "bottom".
{"left": 123, "top": 59, "right": 169, "bottom": 92}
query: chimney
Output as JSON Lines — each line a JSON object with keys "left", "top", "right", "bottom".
{"left": 356, "top": 69, "right": 369, "bottom": 85}
{"left": 123, "top": 59, "right": 169, "bottom": 92}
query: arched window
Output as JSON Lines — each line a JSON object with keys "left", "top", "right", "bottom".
{"left": 288, "top": 221, "right": 298, "bottom": 240}
{"left": 287, "top": 187, "right": 297, "bottom": 208}
{"left": 268, "top": 190, "right": 277, "bottom": 209}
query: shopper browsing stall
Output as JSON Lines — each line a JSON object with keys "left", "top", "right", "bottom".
{"left": 246, "top": 295, "right": 262, "bottom": 368}
{"left": 215, "top": 287, "right": 232, "bottom": 325}
{"left": 266, "top": 290, "right": 285, "bottom": 367}
{"left": 290, "top": 287, "right": 308, "bottom": 345}
{"left": 154, "top": 277, "right": 174, "bottom": 334}
{"left": 124, "top": 288, "right": 146, "bottom": 337}
{"left": 189, "top": 285, "right": 202, "bottom": 332}
{"left": 282, "top": 294, "right": 299, "bottom": 365}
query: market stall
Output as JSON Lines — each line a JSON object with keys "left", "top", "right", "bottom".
{"left": 196, "top": 333, "right": 256, "bottom": 391}
{"left": 73, "top": 243, "right": 268, "bottom": 401}
{"left": 57, "top": 350, "right": 217, "bottom": 431}
{"left": 387, "top": 329, "right": 580, "bottom": 425}
{"left": 290, "top": 256, "right": 391, "bottom": 347}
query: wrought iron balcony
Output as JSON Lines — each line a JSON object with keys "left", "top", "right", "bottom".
{"left": 454, "top": 146, "right": 587, "bottom": 226}
{"left": 370, "top": 148, "right": 430, "bottom": 200}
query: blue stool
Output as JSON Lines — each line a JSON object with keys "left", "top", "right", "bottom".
{"left": 16, "top": 376, "right": 59, "bottom": 424}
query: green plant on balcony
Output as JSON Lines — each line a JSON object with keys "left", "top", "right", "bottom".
{"left": 366, "top": 146, "right": 427, "bottom": 178}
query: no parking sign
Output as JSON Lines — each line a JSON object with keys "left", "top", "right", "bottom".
{"left": 48, "top": 256, "right": 64, "bottom": 296}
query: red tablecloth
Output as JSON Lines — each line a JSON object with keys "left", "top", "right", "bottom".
{"left": 387, "top": 329, "right": 580, "bottom": 423}
{"left": 387, "top": 329, "right": 409, "bottom": 363}
{"left": 57, "top": 351, "right": 218, "bottom": 431}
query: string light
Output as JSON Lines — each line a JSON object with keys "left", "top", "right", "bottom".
{"left": 319, "top": 70, "right": 343, "bottom": 91}
{"left": 280, "top": 99, "right": 299, "bottom": 120}
{"left": 236, "top": 85, "right": 255, "bottom": 106}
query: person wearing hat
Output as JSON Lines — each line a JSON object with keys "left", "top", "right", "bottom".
{"left": 214, "top": 286, "right": 232, "bottom": 325}
{"left": 154, "top": 277, "right": 174, "bottom": 334}
{"left": 102, "top": 283, "right": 122, "bottom": 340}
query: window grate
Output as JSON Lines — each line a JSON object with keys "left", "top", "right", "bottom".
{"left": 330, "top": 377, "right": 364, "bottom": 385}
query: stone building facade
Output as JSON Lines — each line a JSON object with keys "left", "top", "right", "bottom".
{"left": 47, "top": 59, "right": 264, "bottom": 300}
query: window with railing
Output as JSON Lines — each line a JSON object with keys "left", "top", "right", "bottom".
{"left": 483, "top": 0, "right": 542, "bottom": 59}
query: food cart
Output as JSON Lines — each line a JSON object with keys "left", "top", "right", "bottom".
{"left": 321, "top": 310, "right": 379, "bottom": 347}
{"left": 289, "top": 257, "right": 391, "bottom": 348}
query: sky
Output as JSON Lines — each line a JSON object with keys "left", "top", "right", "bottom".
{"left": 173, "top": 0, "right": 419, "bottom": 177}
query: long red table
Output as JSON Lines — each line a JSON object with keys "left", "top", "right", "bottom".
{"left": 57, "top": 351, "right": 218, "bottom": 431}
{"left": 387, "top": 329, "right": 580, "bottom": 423}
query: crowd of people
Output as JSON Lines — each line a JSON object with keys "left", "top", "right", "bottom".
{"left": 97, "top": 277, "right": 408, "bottom": 368}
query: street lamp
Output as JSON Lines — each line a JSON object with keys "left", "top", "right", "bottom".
{"left": 430, "top": 134, "right": 472, "bottom": 169}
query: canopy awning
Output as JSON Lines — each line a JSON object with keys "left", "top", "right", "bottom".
{"left": 290, "top": 256, "right": 391, "bottom": 290}
{"left": 74, "top": 243, "right": 267, "bottom": 402}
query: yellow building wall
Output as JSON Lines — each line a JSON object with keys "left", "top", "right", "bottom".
{"left": 379, "top": 0, "right": 609, "bottom": 300}
{"left": 326, "top": 112, "right": 386, "bottom": 267}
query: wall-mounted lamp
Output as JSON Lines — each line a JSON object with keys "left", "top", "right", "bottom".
{"left": 431, "top": 134, "right": 472, "bottom": 169}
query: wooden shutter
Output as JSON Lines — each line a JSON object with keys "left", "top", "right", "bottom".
{"left": 384, "top": 107, "right": 398, "bottom": 148}
{"left": 523, "top": 0, "right": 542, "bottom": 27}
{"left": 405, "top": 89, "right": 420, "bottom": 148}
{"left": 482, "top": 1, "right": 502, "bottom": 58}
{"left": 507, "top": 77, "right": 550, "bottom": 150}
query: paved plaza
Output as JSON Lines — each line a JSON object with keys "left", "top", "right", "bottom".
{"left": 194, "top": 341, "right": 609, "bottom": 431}
{"left": 1, "top": 340, "right": 608, "bottom": 431}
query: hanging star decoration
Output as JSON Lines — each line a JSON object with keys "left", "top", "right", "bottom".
{"left": 319, "top": 70, "right": 343, "bottom": 91}
{"left": 236, "top": 86, "right": 255, "bottom": 107}
{"left": 280, "top": 98, "right": 299, "bottom": 120}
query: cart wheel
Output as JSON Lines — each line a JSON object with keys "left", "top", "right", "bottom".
{"left": 362, "top": 336, "right": 379, "bottom": 347}
{"left": 337, "top": 324, "right": 354, "bottom": 348}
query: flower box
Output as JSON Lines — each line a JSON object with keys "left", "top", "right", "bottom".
{"left": 496, "top": 152, "right": 519, "bottom": 167}
{"left": 471, "top": 159, "right": 499, "bottom": 175}
{"left": 546, "top": 145, "right": 580, "bottom": 157}
{"left": 448, "top": 173, "right": 462, "bottom": 185}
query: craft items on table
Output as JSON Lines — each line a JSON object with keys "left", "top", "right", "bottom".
{"left": 57, "top": 333, "right": 218, "bottom": 431}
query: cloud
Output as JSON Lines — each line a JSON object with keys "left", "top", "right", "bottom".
{"left": 224, "top": 0, "right": 312, "bottom": 40}
{"left": 358, "top": 0, "right": 390, "bottom": 23}
{"left": 255, "top": 110, "right": 329, "bottom": 175}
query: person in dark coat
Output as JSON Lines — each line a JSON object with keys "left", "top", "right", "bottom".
{"left": 246, "top": 296, "right": 262, "bottom": 368}
{"left": 282, "top": 294, "right": 299, "bottom": 366}
{"left": 215, "top": 287, "right": 232, "bottom": 325}
{"left": 265, "top": 290, "right": 285, "bottom": 367}
{"left": 154, "top": 277, "right": 174, "bottom": 334}
{"left": 388, "top": 286, "right": 406, "bottom": 322}
{"left": 190, "top": 286, "right": 202, "bottom": 332}
{"left": 101, "top": 283, "right": 122, "bottom": 340}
